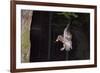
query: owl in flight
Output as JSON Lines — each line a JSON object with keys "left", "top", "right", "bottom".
{"left": 56, "top": 24, "right": 72, "bottom": 51}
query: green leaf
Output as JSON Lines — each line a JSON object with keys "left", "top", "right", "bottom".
{"left": 57, "top": 12, "right": 78, "bottom": 19}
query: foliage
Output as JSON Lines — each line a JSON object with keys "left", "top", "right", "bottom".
{"left": 57, "top": 12, "right": 78, "bottom": 20}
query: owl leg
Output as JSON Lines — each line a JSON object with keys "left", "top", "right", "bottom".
{"left": 60, "top": 44, "right": 65, "bottom": 51}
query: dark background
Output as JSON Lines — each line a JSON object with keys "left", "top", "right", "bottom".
{"left": 30, "top": 11, "right": 90, "bottom": 62}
